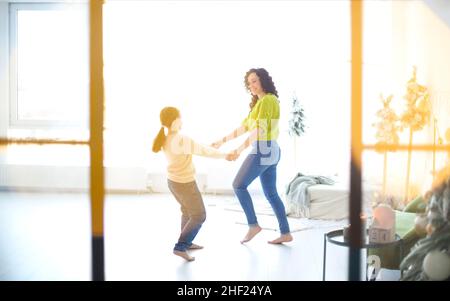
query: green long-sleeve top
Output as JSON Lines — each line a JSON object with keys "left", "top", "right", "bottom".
{"left": 242, "top": 93, "right": 280, "bottom": 141}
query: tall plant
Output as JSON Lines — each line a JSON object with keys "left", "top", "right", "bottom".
{"left": 372, "top": 94, "right": 400, "bottom": 196}
{"left": 288, "top": 94, "right": 306, "bottom": 137}
{"left": 288, "top": 93, "right": 306, "bottom": 171}
{"left": 399, "top": 67, "right": 431, "bottom": 202}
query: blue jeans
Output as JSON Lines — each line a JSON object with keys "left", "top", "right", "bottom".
{"left": 232, "top": 140, "right": 290, "bottom": 234}
{"left": 168, "top": 179, "right": 206, "bottom": 252}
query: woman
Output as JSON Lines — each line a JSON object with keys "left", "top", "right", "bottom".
{"left": 212, "top": 68, "right": 292, "bottom": 244}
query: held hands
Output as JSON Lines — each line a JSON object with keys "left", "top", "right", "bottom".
{"left": 212, "top": 138, "right": 239, "bottom": 161}
{"left": 225, "top": 150, "right": 240, "bottom": 161}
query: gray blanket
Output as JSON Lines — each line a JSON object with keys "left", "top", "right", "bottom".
{"left": 285, "top": 173, "right": 335, "bottom": 218}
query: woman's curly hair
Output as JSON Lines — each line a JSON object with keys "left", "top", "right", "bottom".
{"left": 244, "top": 68, "right": 279, "bottom": 110}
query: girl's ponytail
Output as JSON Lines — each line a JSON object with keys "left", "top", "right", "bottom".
{"left": 152, "top": 106, "right": 180, "bottom": 153}
{"left": 152, "top": 126, "right": 166, "bottom": 153}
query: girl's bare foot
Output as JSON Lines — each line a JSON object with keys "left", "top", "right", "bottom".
{"left": 188, "top": 243, "right": 204, "bottom": 250}
{"left": 268, "top": 233, "right": 293, "bottom": 244}
{"left": 173, "top": 250, "right": 195, "bottom": 261}
{"left": 240, "top": 225, "right": 262, "bottom": 244}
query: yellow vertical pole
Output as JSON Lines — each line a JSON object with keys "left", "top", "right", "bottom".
{"left": 349, "top": 0, "right": 363, "bottom": 282}
{"left": 404, "top": 128, "right": 413, "bottom": 203}
{"left": 432, "top": 118, "right": 436, "bottom": 182}
{"left": 383, "top": 151, "right": 387, "bottom": 196}
{"left": 89, "top": 0, "right": 105, "bottom": 281}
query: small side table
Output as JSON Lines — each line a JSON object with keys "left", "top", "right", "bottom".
{"left": 322, "top": 229, "right": 403, "bottom": 281}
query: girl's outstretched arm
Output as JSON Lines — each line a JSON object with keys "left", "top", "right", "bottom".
{"left": 176, "top": 135, "right": 227, "bottom": 159}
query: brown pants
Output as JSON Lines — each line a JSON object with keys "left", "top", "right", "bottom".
{"left": 168, "top": 179, "right": 206, "bottom": 251}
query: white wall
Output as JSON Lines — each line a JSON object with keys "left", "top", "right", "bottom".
{"left": 6, "top": 1, "right": 447, "bottom": 197}
{"left": 104, "top": 1, "right": 352, "bottom": 193}
{"left": 364, "top": 0, "right": 450, "bottom": 199}
{"left": 395, "top": 0, "right": 450, "bottom": 196}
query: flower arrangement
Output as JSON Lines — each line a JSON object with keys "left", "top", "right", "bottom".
{"left": 400, "top": 67, "right": 431, "bottom": 132}
{"left": 373, "top": 94, "right": 401, "bottom": 197}
{"left": 400, "top": 67, "right": 432, "bottom": 203}
{"left": 373, "top": 94, "right": 400, "bottom": 152}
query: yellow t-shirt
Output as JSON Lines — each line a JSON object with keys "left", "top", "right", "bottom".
{"left": 242, "top": 93, "right": 280, "bottom": 141}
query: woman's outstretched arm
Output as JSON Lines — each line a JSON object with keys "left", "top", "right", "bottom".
{"left": 212, "top": 125, "right": 248, "bottom": 148}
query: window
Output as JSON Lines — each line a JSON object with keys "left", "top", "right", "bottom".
{"left": 9, "top": 3, "right": 89, "bottom": 129}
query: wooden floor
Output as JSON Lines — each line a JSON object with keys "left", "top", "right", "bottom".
{"left": 0, "top": 191, "right": 355, "bottom": 281}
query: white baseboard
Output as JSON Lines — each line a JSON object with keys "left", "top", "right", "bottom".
{"left": 0, "top": 164, "right": 272, "bottom": 195}
{"left": 0, "top": 164, "right": 148, "bottom": 192}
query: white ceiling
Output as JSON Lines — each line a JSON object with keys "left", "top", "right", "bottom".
{"left": 1, "top": 0, "right": 449, "bottom": 29}
{"left": 423, "top": 0, "right": 450, "bottom": 28}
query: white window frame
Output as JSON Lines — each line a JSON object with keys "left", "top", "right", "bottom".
{"left": 9, "top": 2, "right": 88, "bottom": 129}
{"left": 0, "top": 2, "right": 8, "bottom": 138}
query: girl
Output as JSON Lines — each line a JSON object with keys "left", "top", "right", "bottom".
{"left": 152, "top": 106, "right": 229, "bottom": 261}
{"left": 212, "top": 68, "right": 293, "bottom": 244}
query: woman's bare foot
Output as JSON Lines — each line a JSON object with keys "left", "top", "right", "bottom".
{"left": 268, "top": 233, "right": 293, "bottom": 244}
{"left": 188, "top": 243, "right": 204, "bottom": 250}
{"left": 173, "top": 250, "right": 195, "bottom": 261}
{"left": 240, "top": 225, "right": 262, "bottom": 244}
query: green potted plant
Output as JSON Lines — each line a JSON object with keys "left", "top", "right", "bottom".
{"left": 288, "top": 92, "right": 306, "bottom": 171}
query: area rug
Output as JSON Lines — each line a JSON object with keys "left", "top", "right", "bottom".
{"left": 219, "top": 198, "right": 348, "bottom": 233}
{"left": 233, "top": 214, "right": 348, "bottom": 233}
